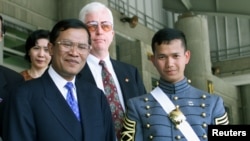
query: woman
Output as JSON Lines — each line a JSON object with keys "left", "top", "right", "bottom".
{"left": 20, "top": 29, "right": 51, "bottom": 80}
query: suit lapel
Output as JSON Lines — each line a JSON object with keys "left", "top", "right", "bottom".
{"left": 111, "top": 59, "right": 131, "bottom": 102}
{"left": 79, "top": 63, "right": 96, "bottom": 85}
{"left": 42, "top": 72, "right": 82, "bottom": 139}
{"left": 111, "top": 59, "right": 127, "bottom": 86}
{"left": 75, "top": 79, "right": 87, "bottom": 123}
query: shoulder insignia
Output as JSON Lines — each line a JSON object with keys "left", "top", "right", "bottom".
{"left": 215, "top": 112, "right": 229, "bottom": 125}
{"left": 121, "top": 115, "right": 136, "bottom": 141}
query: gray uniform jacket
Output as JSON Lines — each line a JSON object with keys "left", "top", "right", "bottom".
{"left": 121, "top": 78, "right": 229, "bottom": 141}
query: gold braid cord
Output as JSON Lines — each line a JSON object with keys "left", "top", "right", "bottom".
{"left": 120, "top": 115, "right": 136, "bottom": 141}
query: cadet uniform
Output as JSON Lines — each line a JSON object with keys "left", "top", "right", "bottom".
{"left": 121, "top": 78, "right": 229, "bottom": 141}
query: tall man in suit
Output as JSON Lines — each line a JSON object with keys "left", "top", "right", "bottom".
{"left": 5, "top": 18, "right": 116, "bottom": 141}
{"left": 79, "top": 2, "right": 146, "bottom": 140}
{"left": 0, "top": 15, "right": 25, "bottom": 140}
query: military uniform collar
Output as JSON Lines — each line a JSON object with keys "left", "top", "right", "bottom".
{"left": 159, "top": 78, "right": 190, "bottom": 94}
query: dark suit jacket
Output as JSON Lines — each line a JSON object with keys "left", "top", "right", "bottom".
{"left": 5, "top": 70, "right": 116, "bottom": 141}
{"left": 0, "top": 65, "right": 24, "bottom": 138}
{"left": 80, "top": 58, "right": 147, "bottom": 108}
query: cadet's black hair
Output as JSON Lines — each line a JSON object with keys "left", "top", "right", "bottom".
{"left": 151, "top": 27, "right": 187, "bottom": 53}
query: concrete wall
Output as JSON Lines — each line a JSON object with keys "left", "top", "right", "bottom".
{"left": 0, "top": 0, "right": 57, "bottom": 30}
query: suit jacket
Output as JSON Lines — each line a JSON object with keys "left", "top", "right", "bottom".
{"left": 5, "top": 70, "right": 116, "bottom": 141}
{"left": 80, "top": 58, "right": 147, "bottom": 108}
{"left": 0, "top": 65, "right": 24, "bottom": 138}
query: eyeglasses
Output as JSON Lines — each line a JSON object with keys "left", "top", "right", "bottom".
{"left": 86, "top": 21, "right": 113, "bottom": 32}
{"left": 56, "top": 40, "right": 90, "bottom": 54}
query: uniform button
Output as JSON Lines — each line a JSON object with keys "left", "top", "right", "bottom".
{"left": 149, "top": 135, "right": 153, "bottom": 140}
{"left": 144, "top": 97, "right": 149, "bottom": 102}
{"left": 146, "top": 113, "right": 151, "bottom": 117}
{"left": 125, "top": 78, "right": 129, "bottom": 82}
{"left": 200, "top": 103, "right": 206, "bottom": 108}
{"left": 174, "top": 96, "right": 178, "bottom": 100}
{"left": 146, "top": 123, "right": 150, "bottom": 128}
{"left": 146, "top": 105, "right": 150, "bottom": 110}
{"left": 175, "top": 135, "right": 181, "bottom": 140}
{"left": 188, "top": 79, "right": 191, "bottom": 83}
{"left": 202, "top": 94, "right": 206, "bottom": 99}
{"left": 203, "top": 134, "right": 207, "bottom": 139}
{"left": 201, "top": 112, "right": 206, "bottom": 117}
{"left": 202, "top": 122, "right": 207, "bottom": 128}
{"left": 156, "top": 81, "right": 159, "bottom": 86}
{"left": 176, "top": 105, "right": 180, "bottom": 109}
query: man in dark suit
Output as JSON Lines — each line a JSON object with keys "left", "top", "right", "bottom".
{"left": 4, "top": 19, "right": 116, "bottom": 141}
{"left": 0, "top": 15, "right": 25, "bottom": 140}
{"left": 79, "top": 2, "right": 146, "bottom": 140}
{"left": 0, "top": 66, "right": 24, "bottom": 139}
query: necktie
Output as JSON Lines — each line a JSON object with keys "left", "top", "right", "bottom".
{"left": 99, "top": 60, "right": 124, "bottom": 140}
{"left": 65, "top": 82, "right": 80, "bottom": 121}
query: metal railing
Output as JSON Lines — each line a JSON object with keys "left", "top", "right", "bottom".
{"left": 108, "top": 0, "right": 250, "bottom": 63}
{"left": 108, "top": 0, "right": 167, "bottom": 32}
{"left": 211, "top": 45, "right": 250, "bottom": 62}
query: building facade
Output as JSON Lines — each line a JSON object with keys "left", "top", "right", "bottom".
{"left": 1, "top": 0, "right": 247, "bottom": 124}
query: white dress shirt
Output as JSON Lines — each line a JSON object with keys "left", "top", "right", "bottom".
{"left": 48, "top": 65, "right": 77, "bottom": 101}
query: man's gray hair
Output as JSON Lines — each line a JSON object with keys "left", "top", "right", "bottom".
{"left": 79, "top": 2, "right": 114, "bottom": 25}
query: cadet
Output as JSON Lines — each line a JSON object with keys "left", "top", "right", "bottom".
{"left": 121, "top": 27, "right": 229, "bottom": 141}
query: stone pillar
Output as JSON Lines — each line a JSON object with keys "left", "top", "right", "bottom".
{"left": 175, "top": 13, "right": 212, "bottom": 91}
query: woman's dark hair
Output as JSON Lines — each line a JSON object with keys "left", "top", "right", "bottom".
{"left": 24, "top": 29, "right": 50, "bottom": 62}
